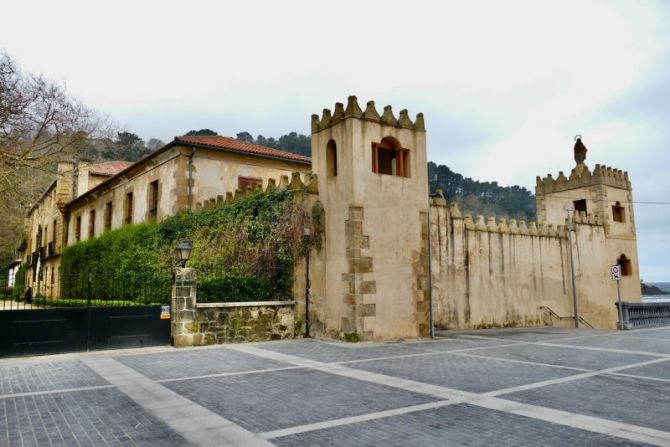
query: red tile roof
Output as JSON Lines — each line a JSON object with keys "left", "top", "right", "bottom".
{"left": 174, "top": 135, "right": 311, "bottom": 163}
{"left": 88, "top": 161, "right": 134, "bottom": 176}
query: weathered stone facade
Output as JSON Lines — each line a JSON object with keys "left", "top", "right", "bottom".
{"left": 171, "top": 268, "right": 294, "bottom": 347}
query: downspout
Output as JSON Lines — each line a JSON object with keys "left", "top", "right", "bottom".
{"left": 187, "top": 148, "right": 195, "bottom": 212}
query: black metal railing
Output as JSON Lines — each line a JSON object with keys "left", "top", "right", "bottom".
{"left": 1, "top": 268, "right": 172, "bottom": 310}
{"left": 616, "top": 301, "right": 670, "bottom": 329}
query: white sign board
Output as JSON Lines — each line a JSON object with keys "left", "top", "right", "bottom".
{"left": 611, "top": 265, "right": 621, "bottom": 281}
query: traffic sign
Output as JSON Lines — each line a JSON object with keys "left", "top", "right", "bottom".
{"left": 611, "top": 265, "right": 621, "bottom": 281}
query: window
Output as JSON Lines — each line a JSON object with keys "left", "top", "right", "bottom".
{"left": 372, "top": 137, "right": 410, "bottom": 177}
{"left": 50, "top": 266, "right": 55, "bottom": 285}
{"left": 89, "top": 209, "right": 96, "bottom": 238}
{"left": 105, "top": 202, "right": 113, "bottom": 230}
{"left": 617, "top": 254, "right": 632, "bottom": 276}
{"left": 612, "top": 201, "right": 625, "bottom": 222}
{"left": 573, "top": 199, "right": 587, "bottom": 214}
{"left": 75, "top": 216, "right": 81, "bottom": 242}
{"left": 148, "top": 180, "right": 159, "bottom": 220}
{"left": 52, "top": 219, "right": 57, "bottom": 243}
{"left": 238, "top": 176, "right": 262, "bottom": 192}
{"left": 125, "top": 192, "right": 134, "bottom": 224}
{"left": 327, "top": 139, "right": 338, "bottom": 177}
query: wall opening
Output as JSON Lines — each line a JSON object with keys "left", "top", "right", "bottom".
{"left": 573, "top": 199, "right": 587, "bottom": 214}
{"left": 105, "top": 202, "right": 113, "bottom": 231}
{"left": 89, "top": 209, "right": 96, "bottom": 238}
{"left": 125, "top": 192, "right": 134, "bottom": 224}
{"left": 371, "top": 137, "right": 410, "bottom": 177}
{"left": 326, "top": 139, "right": 338, "bottom": 177}
{"left": 75, "top": 216, "right": 81, "bottom": 242}
{"left": 238, "top": 176, "right": 262, "bottom": 192}
{"left": 612, "top": 201, "right": 625, "bottom": 222}
{"left": 617, "top": 254, "right": 632, "bottom": 276}
{"left": 148, "top": 180, "right": 159, "bottom": 220}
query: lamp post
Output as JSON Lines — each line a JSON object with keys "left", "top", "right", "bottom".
{"left": 175, "top": 241, "right": 192, "bottom": 268}
{"left": 303, "top": 226, "right": 311, "bottom": 338}
{"left": 565, "top": 208, "right": 579, "bottom": 328}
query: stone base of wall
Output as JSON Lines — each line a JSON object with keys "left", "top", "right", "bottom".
{"left": 174, "top": 302, "right": 295, "bottom": 347}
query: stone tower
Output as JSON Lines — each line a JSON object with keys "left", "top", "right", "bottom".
{"left": 310, "top": 96, "right": 429, "bottom": 341}
{"left": 535, "top": 137, "right": 641, "bottom": 311}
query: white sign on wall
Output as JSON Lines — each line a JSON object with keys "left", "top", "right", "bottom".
{"left": 611, "top": 265, "right": 621, "bottom": 281}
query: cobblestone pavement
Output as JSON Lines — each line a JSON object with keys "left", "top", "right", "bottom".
{"left": 1, "top": 326, "right": 669, "bottom": 446}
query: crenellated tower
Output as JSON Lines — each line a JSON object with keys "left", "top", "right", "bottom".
{"left": 310, "top": 96, "right": 429, "bottom": 340}
{"left": 535, "top": 137, "right": 641, "bottom": 316}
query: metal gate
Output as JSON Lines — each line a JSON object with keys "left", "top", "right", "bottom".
{"left": 0, "top": 269, "right": 172, "bottom": 357}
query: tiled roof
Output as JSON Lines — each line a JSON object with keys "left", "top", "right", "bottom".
{"left": 88, "top": 161, "right": 134, "bottom": 176}
{"left": 174, "top": 135, "right": 311, "bottom": 163}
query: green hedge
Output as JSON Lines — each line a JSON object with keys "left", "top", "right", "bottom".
{"left": 60, "top": 189, "right": 307, "bottom": 302}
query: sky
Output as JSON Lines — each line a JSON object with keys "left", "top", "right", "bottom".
{"left": 2, "top": 0, "right": 669, "bottom": 281}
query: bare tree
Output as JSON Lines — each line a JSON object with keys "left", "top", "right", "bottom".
{"left": 0, "top": 51, "right": 106, "bottom": 208}
{"left": 0, "top": 51, "right": 108, "bottom": 264}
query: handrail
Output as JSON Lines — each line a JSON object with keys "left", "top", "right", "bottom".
{"left": 538, "top": 305, "right": 594, "bottom": 329}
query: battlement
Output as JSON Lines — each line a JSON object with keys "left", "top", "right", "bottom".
{"left": 536, "top": 164, "right": 631, "bottom": 195}
{"left": 311, "top": 95, "right": 425, "bottom": 134}
{"left": 194, "top": 172, "right": 318, "bottom": 210}
{"left": 429, "top": 191, "right": 602, "bottom": 238}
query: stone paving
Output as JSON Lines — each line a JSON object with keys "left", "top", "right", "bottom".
{"left": 0, "top": 325, "right": 669, "bottom": 446}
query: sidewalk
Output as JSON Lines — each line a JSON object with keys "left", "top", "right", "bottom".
{"left": 1, "top": 326, "right": 669, "bottom": 446}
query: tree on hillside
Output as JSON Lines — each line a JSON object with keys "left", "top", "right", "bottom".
{"left": 236, "top": 131, "right": 254, "bottom": 142}
{"left": 185, "top": 129, "right": 217, "bottom": 136}
{"left": 146, "top": 138, "right": 165, "bottom": 151}
{"left": 112, "top": 131, "right": 149, "bottom": 161}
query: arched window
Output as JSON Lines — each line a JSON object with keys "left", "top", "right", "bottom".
{"left": 326, "top": 139, "right": 337, "bottom": 177}
{"left": 612, "top": 201, "right": 625, "bottom": 222}
{"left": 617, "top": 254, "right": 632, "bottom": 276}
{"left": 371, "top": 137, "right": 410, "bottom": 177}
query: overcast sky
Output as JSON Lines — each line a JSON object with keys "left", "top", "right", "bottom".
{"left": 2, "top": 0, "right": 669, "bottom": 281}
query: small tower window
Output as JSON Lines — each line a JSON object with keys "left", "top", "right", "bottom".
{"left": 75, "top": 216, "right": 81, "bottom": 241}
{"left": 617, "top": 254, "right": 632, "bottom": 276}
{"left": 372, "top": 137, "right": 410, "bottom": 178}
{"left": 612, "top": 201, "right": 625, "bottom": 222}
{"left": 573, "top": 199, "right": 587, "bottom": 214}
{"left": 326, "top": 139, "right": 337, "bottom": 177}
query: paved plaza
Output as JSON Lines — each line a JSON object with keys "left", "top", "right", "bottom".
{"left": 1, "top": 326, "right": 669, "bottom": 446}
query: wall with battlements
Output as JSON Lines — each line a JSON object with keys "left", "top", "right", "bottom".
{"left": 429, "top": 196, "right": 630, "bottom": 330}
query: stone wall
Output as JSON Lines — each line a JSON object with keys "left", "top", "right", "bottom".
{"left": 429, "top": 196, "right": 639, "bottom": 330}
{"left": 171, "top": 268, "right": 295, "bottom": 347}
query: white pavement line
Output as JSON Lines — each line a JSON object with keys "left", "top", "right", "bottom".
{"left": 0, "top": 384, "right": 114, "bottom": 400}
{"left": 444, "top": 351, "right": 591, "bottom": 372}
{"left": 230, "top": 345, "right": 670, "bottom": 447}
{"left": 259, "top": 400, "right": 455, "bottom": 440}
{"left": 606, "top": 372, "right": 670, "bottom": 384}
{"left": 82, "top": 357, "right": 272, "bottom": 447}
{"left": 537, "top": 341, "right": 670, "bottom": 358}
{"left": 484, "top": 357, "right": 670, "bottom": 397}
{"left": 157, "top": 365, "right": 304, "bottom": 383}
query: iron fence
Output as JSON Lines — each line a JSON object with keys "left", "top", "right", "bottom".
{"left": 1, "top": 268, "right": 172, "bottom": 310}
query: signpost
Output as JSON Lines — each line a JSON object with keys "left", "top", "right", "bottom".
{"left": 611, "top": 264, "right": 623, "bottom": 330}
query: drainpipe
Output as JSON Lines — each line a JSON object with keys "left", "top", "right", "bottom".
{"left": 565, "top": 207, "right": 579, "bottom": 328}
{"left": 187, "top": 148, "right": 195, "bottom": 212}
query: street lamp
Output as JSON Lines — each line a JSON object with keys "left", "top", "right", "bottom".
{"left": 175, "top": 241, "right": 192, "bottom": 268}
{"left": 565, "top": 208, "right": 579, "bottom": 328}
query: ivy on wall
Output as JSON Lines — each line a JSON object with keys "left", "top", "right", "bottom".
{"left": 60, "top": 189, "right": 308, "bottom": 302}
